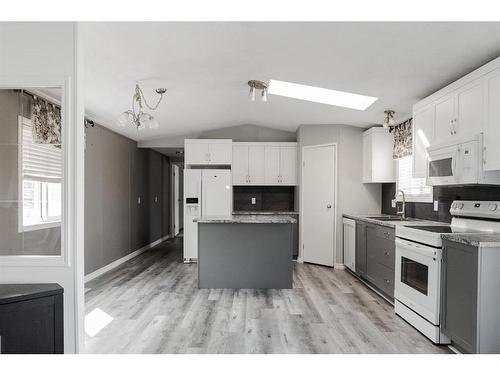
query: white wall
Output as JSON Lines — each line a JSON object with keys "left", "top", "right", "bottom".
{"left": 297, "top": 125, "right": 381, "bottom": 265}
{"left": 0, "top": 22, "right": 83, "bottom": 353}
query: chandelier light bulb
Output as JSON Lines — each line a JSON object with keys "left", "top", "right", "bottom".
{"left": 149, "top": 117, "right": 160, "bottom": 129}
{"left": 118, "top": 111, "right": 133, "bottom": 127}
{"left": 262, "top": 89, "right": 268, "bottom": 102}
{"left": 249, "top": 86, "right": 256, "bottom": 101}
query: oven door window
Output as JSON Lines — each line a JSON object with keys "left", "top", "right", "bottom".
{"left": 401, "top": 257, "right": 429, "bottom": 295}
{"left": 428, "top": 158, "right": 453, "bottom": 177}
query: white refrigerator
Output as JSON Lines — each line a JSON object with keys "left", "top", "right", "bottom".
{"left": 183, "top": 169, "right": 232, "bottom": 262}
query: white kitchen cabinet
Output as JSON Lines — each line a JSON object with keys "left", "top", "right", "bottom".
{"left": 434, "top": 94, "right": 455, "bottom": 143}
{"left": 184, "top": 139, "right": 232, "bottom": 166}
{"left": 484, "top": 69, "right": 500, "bottom": 171}
{"left": 362, "top": 127, "right": 395, "bottom": 183}
{"left": 232, "top": 144, "right": 249, "bottom": 184}
{"left": 413, "top": 104, "right": 435, "bottom": 178}
{"left": 248, "top": 145, "right": 266, "bottom": 184}
{"left": 456, "top": 80, "right": 485, "bottom": 137}
{"left": 343, "top": 218, "right": 356, "bottom": 272}
{"left": 412, "top": 57, "right": 500, "bottom": 176}
{"left": 264, "top": 145, "right": 297, "bottom": 185}
{"left": 264, "top": 146, "right": 281, "bottom": 184}
{"left": 232, "top": 144, "right": 266, "bottom": 185}
{"left": 279, "top": 146, "right": 297, "bottom": 185}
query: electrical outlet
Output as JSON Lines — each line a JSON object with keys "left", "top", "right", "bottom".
{"left": 251, "top": 197, "right": 256, "bottom": 205}
{"left": 434, "top": 200, "right": 439, "bottom": 211}
{"left": 391, "top": 199, "right": 396, "bottom": 208}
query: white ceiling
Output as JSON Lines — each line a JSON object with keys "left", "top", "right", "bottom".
{"left": 83, "top": 22, "right": 500, "bottom": 141}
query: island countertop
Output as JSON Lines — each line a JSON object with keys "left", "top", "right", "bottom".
{"left": 194, "top": 214, "right": 297, "bottom": 224}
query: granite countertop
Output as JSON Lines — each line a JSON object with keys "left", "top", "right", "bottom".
{"left": 342, "top": 213, "right": 446, "bottom": 228}
{"left": 233, "top": 210, "right": 299, "bottom": 215}
{"left": 441, "top": 233, "right": 500, "bottom": 248}
{"left": 195, "top": 214, "right": 297, "bottom": 224}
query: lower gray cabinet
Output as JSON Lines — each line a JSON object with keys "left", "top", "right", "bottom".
{"left": 354, "top": 219, "right": 395, "bottom": 300}
{"left": 441, "top": 240, "right": 478, "bottom": 353}
{"left": 355, "top": 222, "right": 367, "bottom": 277}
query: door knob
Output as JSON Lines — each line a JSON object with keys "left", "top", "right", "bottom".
{"left": 327, "top": 204, "right": 332, "bottom": 209}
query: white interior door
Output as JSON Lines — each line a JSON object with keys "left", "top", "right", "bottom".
{"left": 174, "top": 165, "right": 180, "bottom": 236}
{"left": 302, "top": 144, "right": 336, "bottom": 266}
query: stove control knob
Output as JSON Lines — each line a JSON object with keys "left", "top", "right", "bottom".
{"left": 452, "top": 203, "right": 458, "bottom": 209}
{"left": 489, "top": 204, "right": 498, "bottom": 211}
{"left": 458, "top": 203, "right": 464, "bottom": 209}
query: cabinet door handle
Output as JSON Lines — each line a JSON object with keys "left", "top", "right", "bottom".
{"left": 384, "top": 250, "right": 390, "bottom": 256}
{"left": 384, "top": 278, "right": 390, "bottom": 284}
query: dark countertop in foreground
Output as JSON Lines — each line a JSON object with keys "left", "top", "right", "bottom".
{"left": 342, "top": 213, "right": 446, "bottom": 228}
{"left": 195, "top": 214, "right": 297, "bottom": 224}
{"left": 0, "top": 284, "right": 63, "bottom": 305}
{"left": 441, "top": 233, "right": 500, "bottom": 248}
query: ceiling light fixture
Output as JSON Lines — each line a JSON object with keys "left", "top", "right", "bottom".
{"left": 118, "top": 83, "right": 166, "bottom": 130}
{"left": 383, "top": 110, "right": 396, "bottom": 128}
{"left": 248, "top": 80, "right": 268, "bottom": 102}
{"left": 267, "top": 79, "right": 378, "bottom": 110}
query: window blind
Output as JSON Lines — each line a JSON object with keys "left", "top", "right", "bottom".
{"left": 22, "top": 119, "right": 62, "bottom": 182}
{"left": 397, "top": 155, "right": 432, "bottom": 198}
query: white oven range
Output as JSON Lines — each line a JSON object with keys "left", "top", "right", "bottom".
{"left": 395, "top": 201, "right": 500, "bottom": 344}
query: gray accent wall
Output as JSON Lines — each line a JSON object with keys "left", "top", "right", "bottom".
{"left": 85, "top": 124, "right": 171, "bottom": 275}
{"left": 297, "top": 125, "right": 381, "bottom": 265}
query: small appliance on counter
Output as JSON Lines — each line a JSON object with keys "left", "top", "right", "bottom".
{"left": 183, "top": 169, "right": 232, "bottom": 262}
{"left": 394, "top": 200, "right": 500, "bottom": 347}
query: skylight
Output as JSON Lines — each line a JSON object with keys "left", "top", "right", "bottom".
{"left": 267, "top": 79, "right": 378, "bottom": 111}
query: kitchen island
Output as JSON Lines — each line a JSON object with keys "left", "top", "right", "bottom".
{"left": 195, "top": 214, "right": 296, "bottom": 289}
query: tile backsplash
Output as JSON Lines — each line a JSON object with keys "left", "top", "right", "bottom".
{"left": 233, "top": 186, "right": 295, "bottom": 212}
{"left": 382, "top": 183, "right": 500, "bottom": 223}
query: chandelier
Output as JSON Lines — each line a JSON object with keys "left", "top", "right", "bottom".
{"left": 383, "top": 110, "right": 395, "bottom": 128}
{"left": 248, "top": 80, "right": 268, "bottom": 102}
{"left": 118, "top": 83, "right": 167, "bottom": 130}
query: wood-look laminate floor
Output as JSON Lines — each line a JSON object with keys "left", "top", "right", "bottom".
{"left": 84, "top": 237, "right": 451, "bottom": 354}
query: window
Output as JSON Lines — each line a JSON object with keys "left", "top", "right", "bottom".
{"left": 19, "top": 116, "right": 62, "bottom": 231}
{"left": 396, "top": 155, "right": 433, "bottom": 203}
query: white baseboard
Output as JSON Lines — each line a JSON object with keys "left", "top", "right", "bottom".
{"left": 84, "top": 235, "right": 170, "bottom": 283}
{"left": 334, "top": 263, "right": 346, "bottom": 270}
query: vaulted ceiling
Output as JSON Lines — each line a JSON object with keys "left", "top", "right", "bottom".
{"left": 83, "top": 22, "right": 500, "bottom": 141}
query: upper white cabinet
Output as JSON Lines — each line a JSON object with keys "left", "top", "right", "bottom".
{"left": 413, "top": 104, "right": 435, "bottom": 178}
{"left": 184, "top": 139, "right": 232, "bottom": 165}
{"left": 362, "top": 127, "right": 395, "bottom": 183}
{"left": 279, "top": 146, "right": 297, "bottom": 185}
{"left": 413, "top": 56, "right": 500, "bottom": 176}
{"left": 232, "top": 144, "right": 266, "bottom": 185}
{"left": 232, "top": 142, "right": 297, "bottom": 186}
{"left": 484, "top": 69, "right": 500, "bottom": 171}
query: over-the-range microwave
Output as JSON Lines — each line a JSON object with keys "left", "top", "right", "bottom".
{"left": 426, "top": 133, "right": 500, "bottom": 186}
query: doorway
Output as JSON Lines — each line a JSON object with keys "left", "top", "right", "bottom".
{"left": 172, "top": 163, "right": 184, "bottom": 237}
{"left": 301, "top": 143, "right": 337, "bottom": 267}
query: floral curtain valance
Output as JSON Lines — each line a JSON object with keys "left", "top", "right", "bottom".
{"left": 31, "top": 97, "right": 61, "bottom": 147}
{"left": 392, "top": 118, "right": 412, "bottom": 159}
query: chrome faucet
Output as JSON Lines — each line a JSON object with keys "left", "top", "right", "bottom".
{"left": 394, "top": 189, "right": 406, "bottom": 220}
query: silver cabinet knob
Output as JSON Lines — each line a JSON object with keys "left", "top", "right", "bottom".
{"left": 327, "top": 204, "right": 332, "bottom": 209}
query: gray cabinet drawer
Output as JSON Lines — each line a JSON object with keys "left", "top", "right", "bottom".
{"left": 366, "top": 260, "right": 394, "bottom": 299}
{"left": 373, "top": 236, "right": 395, "bottom": 269}
{"left": 375, "top": 226, "right": 395, "bottom": 242}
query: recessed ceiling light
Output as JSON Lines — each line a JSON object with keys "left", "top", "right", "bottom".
{"left": 267, "top": 79, "right": 378, "bottom": 111}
